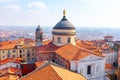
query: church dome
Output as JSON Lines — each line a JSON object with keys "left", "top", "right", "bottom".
{"left": 52, "top": 10, "right": 76, "bottom": 36}
{"left": 52, "top": 10, "right": 76, "bottom": 46}
{"left": 53, "top": 16, "right": 75, "bottom": 30}
{"left": 53, "top": 10, "right": 75, "bottom": 30}
{"left": 36, "top": 25, "right": 42, "bottom": 32}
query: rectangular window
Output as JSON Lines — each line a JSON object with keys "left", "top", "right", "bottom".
{"left": 87, "top": 66, "right": 91, "bottom": 75}
{"left": 2, "top": 55, "right": 5, "bottom": 59}
{"left": 32, "top": 53, "right": 34, "bottom": 56}
{"left": 13, "top": 55, "right": 15, "bottom": 58}
{"left": 27, "top": 53, "right": 30, "bottom": 57}
{"left": 23, "top": 54, "right": 25, "bottom": 57}
{"left": 32, "top": 49, "right": 34, "bottom": 51}
{"left": 28, "top": 49, "right": 30, "bottom": 51}
{"left": 67, "top": 37, "right": 71, "bottom": 43}
{"left": 58, "top": 37, "right": 61, "bottom": 43}
{"left": 53, "top": 37, "right": 54, "bottom": 42}
{"left": 27, "top": 58, "right": 30, "bottom": 61}
{"left": 32, "top": 57, "right": 34, "bottom": 60}
{"left": 8, "top": 50, "right": 10, "bottom": 58}
{"left": 20, "top": 54, "right": 22, "bottom": 58}
{"left": 2, "top": 50, "right": 4, "bottom": 53}
{"left": 74, "top": 37, "right": 76, "bottom": 41}
{"left": 13, "top": 50, "right": 16, "bottom": 53}
{"left": 19, "top": 50, "right": 22, "bottom": 53}
{"left": 23, "top": 49, "right": 25, "bottom": 52}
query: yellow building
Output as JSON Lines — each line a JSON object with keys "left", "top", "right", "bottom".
{"left": 0, "top": 38, "right": 36, "bottom": 62}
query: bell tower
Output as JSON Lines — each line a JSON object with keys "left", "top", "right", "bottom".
{"left": 35, "top": 25, "right": 43, "bottom": 46}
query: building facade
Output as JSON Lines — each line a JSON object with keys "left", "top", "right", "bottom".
{"left": 0, "top": 38, "right": 36, "bottom": 63}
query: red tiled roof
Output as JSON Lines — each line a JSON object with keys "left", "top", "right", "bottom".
{"left": 43, "top": 39, "right": 52, "bottom": 45}
{"left": 0, "top": 67, "right": 22, "bottom": 76}
{"left": 19, "top": 63, "right": 87, "bottom": 80}
{"left": 105, "top": 63, "right": 114, "bottom": 69}
{"left": 0, "top": 76, "right": 8, "bottom": 80}
{"left": 8, "top": 67, "right": 22, "bottom": 75}
{"left": 37, "top": 43, "right": 59, "bottom": 53}
{"left": 35, "top": 61, "right": 48, "bottom": 69}
{"left": 0, "top": 58, "right": 21, "bottom": 65}
{"left": 55, "top": 44, "right": 103, "bottom": 61}
{"left": 0, "top": 38, "right": 35, "bottom": 50}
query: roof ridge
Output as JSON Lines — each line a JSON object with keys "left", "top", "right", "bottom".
{"left": 49, "top": 65, "right": 63, "bottom": 80}
{"left": 19, "top": 62, "right": 64, "bottom": 80}
{"left": 50, "top": 64, "right": 87, "bottom": 80}
{"left": 76, "top": 45, "right": 104, "bottom": 57}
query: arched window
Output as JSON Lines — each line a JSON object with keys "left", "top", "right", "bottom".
{"left": 67, "top": 37, "right": 71, "bottom": 43}
{"left": 58, "top": 37, "right": 61, "bottom": 43}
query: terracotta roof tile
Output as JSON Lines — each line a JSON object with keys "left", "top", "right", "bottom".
{"left": 0, "top": 76, "right": 8, "bottom": 80}
{"left": 37, "top": 43, "right": 59, "bottom": 53}
{"left": 0, "top": 67, "right": 22, "bottom": 76}
{"left": 0, "top": 58, "right": 21, "bottom": 65}
{"left": 43, "top": 39, "right": 52, "bottom": 45}
{"left": 0, "top": 38, "right": 35, "bottom": 50}
{"left": 55, "top": 44, "right": 103, "bottom": 61}
{"left": 19, "top": 63, "right": 86, "bottom": 80}
{"left": 35, "top": 61, "right": 48, "bottom": 68}
{"left": 8, "top": 67, "right": 22, "bottom": 75}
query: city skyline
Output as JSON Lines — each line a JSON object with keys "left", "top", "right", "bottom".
{"left": 0, "top": 0, "right": 120, "bottom": 28}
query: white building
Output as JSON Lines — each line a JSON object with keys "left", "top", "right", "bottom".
{"left": 102, "top": 49, "right": 117, "bottom": 64}
{"left": 70, "top": 53, "right": 106, "bottom": 80}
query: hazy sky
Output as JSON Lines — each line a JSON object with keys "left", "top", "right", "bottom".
{"left": 0, "top": 0, "right": 120, "bottom": 28}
